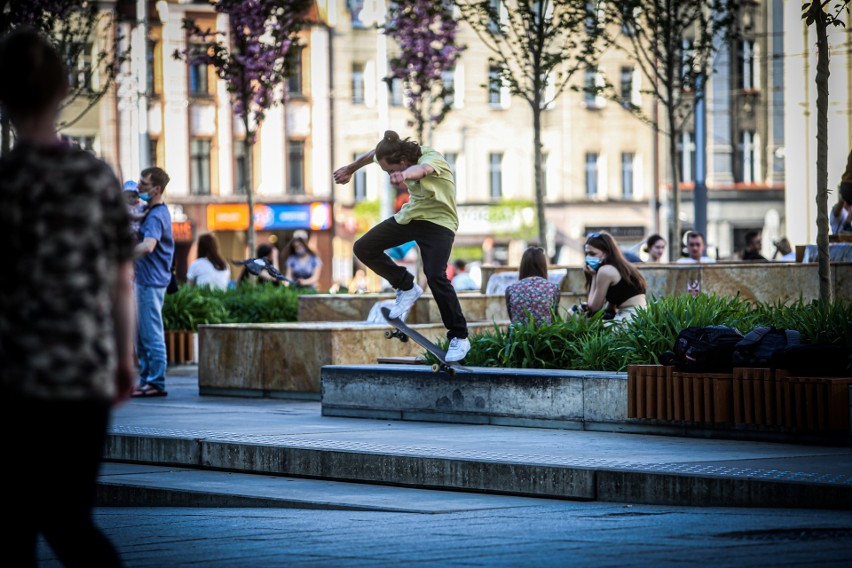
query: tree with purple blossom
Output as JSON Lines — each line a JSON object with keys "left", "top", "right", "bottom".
{"left": 0, "top": 0, "right": 127, "bottom": 154}
{"left": 455, "top": 1, "right": 605, "bottom": 253}
{"left": 177, "top": 0, "right": 311, "bottom": 256}
{"left": 385, "top": 1, "right": 465, "bottom": 144}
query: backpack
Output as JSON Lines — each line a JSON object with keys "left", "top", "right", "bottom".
{"left": 731, "top": 326, "right": 801, "bottom": 369}
{"left": 669, "top": 326, "right": 744, "bottom": 373}
{"left": 771, "top": 343, "right": 851, "bottom": 376}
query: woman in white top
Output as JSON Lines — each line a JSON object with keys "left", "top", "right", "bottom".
{"left": 187, "top": 233, "right": 231, "bottom": 290}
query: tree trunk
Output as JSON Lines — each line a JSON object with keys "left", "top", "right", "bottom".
{"left": 244, "top": 117, "right": 257, "bottom": 260}
{"left": 667, "top": 105, "right": 681, "bottom": 261}
{"left": 812, "top": 3, "right": 832, "bottom": 302}
{"left": 532, "top": 102, "right": 547, "bottom": 253}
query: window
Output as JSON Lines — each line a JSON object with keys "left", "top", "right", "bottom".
{"left": 348, "top": 0, "right": 367, "bottom": 28}
{"left": 681, "top": 39, "right": 695, "bottom": 86}
{"left": 287, "top": 48, "right": 303, "bottom": 96}
{"left": 442, "top": 68, "right": 455, "bottom": 107}
{"left": 585, "top": 1, "right": 601, "bottom": 34}
{"left": 190, "top": 139, "right": 211, "bottom": 195}
{"left": 234, "top": 140, "right": 247, "bottom": 195}
{"left": 68, "top": 43, "right": 93, "bottom": 91}
{"left": 739, "top": 39, "right": 755, "bottom": 90}
{"left": 147, "top": 40, "right": 158, "bottom": 95}
{"left": 620, "top": 66, "right": 634, "bottom": 107}
{"left": 389, "top": 77, "right": 403, "bottom": 106}
{"left": 585, "top": 152, "right": 598, "bottom": 198}
{"left": 353, "top": 152, "right": 367, "bottom": 202}
{"left": 621, "top": 152, "right": 634, "bottom": 198}
{"left": 288, "top": 140, "right": 305, "bottom": 194}
{"left": 352, "top": 63, "right": 365, "bottom": 104}
{"left": 188, "top": 44, "right": 209, "bottom": 96}
{"left": 584, "top": 67, "right": 603, "bottom": 109}
{"left": 67, "top": 135, "right": 96, "bottom": 153}
{"left": 739, "top": 131, "right": 756, "bottom": 183}
{"left": 444, "top": 152, "right": 457, "bottom": 179}
{"left": 488, "top": 66, "right": 502, "bottom": 106}
{"left": 488, "top": 0, "right": 504, "bottom": 33}
{"left": 148, "top": 137, "right": 159, "bottom": 167}
{"left": 677, "top": 131, "right": 695, "bottom": 183}
{"left": 489, "top": 153, "right": 502, "bottom": 198}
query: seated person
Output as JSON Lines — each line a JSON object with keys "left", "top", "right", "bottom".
{"left": 830, "top": 150, "right": 852, "bottom": 233}
{"left": 284, "top": 235, "right": 322, "bottom": 289}
{"left": 187, "top": 233, "right": 231, "bottom": 290}
{"left": 741, "top": 230, "right": 767, "bottom": 261}
{"left": 451, "top": 259, "right": 479, "bottom": 291}
{"left": 676, "top": 231, "right": 716, "bottom": 263}
{"left": 505, "top": 247, "right": 560, "bottom": 325}
{"left": 581, "top": 232, "right": 647, "bottom": 323}
{"left": 643, "top": 234, "right": 667, "bottom": 262}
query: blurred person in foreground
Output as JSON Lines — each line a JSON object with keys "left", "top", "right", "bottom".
{"left": 577, "top": 232, "right": 647, "bottom": 324}
{"left": 0, "top": 29, "right": 134, "bottom": 566}
{"left": 505, "top": 247, "right": 561, "bottom": 325}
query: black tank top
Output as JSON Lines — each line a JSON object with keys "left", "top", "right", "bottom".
{"left": 606, "top": 278, "right": 644, "bottom": 306}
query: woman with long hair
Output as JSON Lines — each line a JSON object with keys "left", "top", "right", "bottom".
{"left": 187, "top": 233, "right": 231, "bottom": 290}
{"left": 505, "top": 247, "right": 560, "bottom": 325}
{"left": 582, "top": 232, "right": 647, "bottom": 323}
{"left": 284, "top": 235, "right": 322, "bottom": 289}
{"left": 643, "top": 234, "right": 667, "bottom": 262}
{"left": 333, "top": 129, "right": 470, "bottom": 362}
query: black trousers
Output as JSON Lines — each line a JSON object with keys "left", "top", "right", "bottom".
{"left": 4, "top": 395, "right": 122, "bottom": 567}
{"left": 354, "top": 217, "right": 468, "bottom": 339}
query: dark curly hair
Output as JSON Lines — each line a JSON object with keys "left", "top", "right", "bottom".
{"left": 375, "top": 130, "right": 421, "bottom": 165}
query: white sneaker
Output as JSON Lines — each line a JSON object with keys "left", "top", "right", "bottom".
{"left": 445, "top": 337, "right": 470, "bottom": 362}
{"left": 388, "top": 283, "right": 423, "bottom": 319}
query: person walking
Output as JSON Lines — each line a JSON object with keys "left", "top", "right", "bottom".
{"left": 333, "top": 130, "right": 470, "bottom": 361}
{"left": 132, "top": 166, "right": 174, "bottom": 397}
{"left": 580, "top": 232, "right": 647, "bottom": 323}
{"left": 505, "top": 247, "right": 561, "bottom": 325}
{"left": 187, "top": 233, "right": 231, "bottom": 290}
{"left": 0, "top": 29, "right": 135, "bottom": 566}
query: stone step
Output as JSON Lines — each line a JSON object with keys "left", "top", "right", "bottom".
{"left": 104, "top": 425, "right": 852, "bottom": 510}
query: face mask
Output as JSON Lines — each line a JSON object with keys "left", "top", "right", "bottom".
{"left": 139, "top": 192, "right": 152, "bottom": 202}
{"left": 585, "top": 256, "right": 602, "bottom": 271}
{"left": 295, "top": 249, "right": 307, "bottom": 257}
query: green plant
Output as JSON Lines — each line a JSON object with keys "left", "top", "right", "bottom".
{"left": 222, "top": 283, "right": 303, "bottom": 323}
{"left": 162, "top": 286, "right": 230, "bottom": 331}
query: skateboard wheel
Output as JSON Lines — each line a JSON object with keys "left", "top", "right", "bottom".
{"left": 431, "top": 363, "right": 440, "bottom": 373}
{"left": 400, "top": 334, "right": 409, "bottom": 342}
{"left": 384, "top": 330, "right": 393, "bottom": 339}
{"left": 446, "top": 366, "right": 456, "bottom": 376}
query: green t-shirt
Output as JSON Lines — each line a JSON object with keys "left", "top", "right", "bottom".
{"left": 392, "top": 147, "right": 459, "bottom": 233}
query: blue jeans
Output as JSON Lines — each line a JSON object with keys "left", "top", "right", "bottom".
{"left": 135, "top": 283, "right": 167, "bottom": 390}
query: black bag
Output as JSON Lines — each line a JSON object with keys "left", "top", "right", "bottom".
{"left": 166, "top": 271, "right": 179, "bottom": 294}
{"left": 731, "top": 326, "right": 801, "bottom": 369}
{"left": 671, "top": 326, "right": 744, "bottom": 373}
{"left": 772, "top": 343, "right": 851, "bottom": 376}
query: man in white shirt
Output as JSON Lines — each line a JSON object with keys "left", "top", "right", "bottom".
{"left": 676, "top": 231, "right": 716, "bottom": 264}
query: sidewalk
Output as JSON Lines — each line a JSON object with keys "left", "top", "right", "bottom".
{"left": 102, "top": 365, "right": 852, "bottom": 510}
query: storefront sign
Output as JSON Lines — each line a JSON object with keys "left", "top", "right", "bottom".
{"left": 172, "top": 220, "right": 194, "bottom": 243}
{"left": 207, "top": 202, "right": 332, "bottom": 231}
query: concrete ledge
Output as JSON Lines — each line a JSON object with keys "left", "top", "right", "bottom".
{"left": 198, "top": 321, "right": 503, "bottom": 396}
{"left": 322, "top": 364, "right": 628, "bottom": 427}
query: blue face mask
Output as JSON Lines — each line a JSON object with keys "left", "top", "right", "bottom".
{"left": 585, "top": 256, "right": 602, "bottom": 271}
{"left": 139, "top": 192, "right": 151, "bottom": 202}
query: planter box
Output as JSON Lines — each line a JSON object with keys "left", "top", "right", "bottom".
{"left": 773, "top": 371, "right": 852, "bottom": 433}
{"left": 165, "top": 330, "right": 196, "bottom": 364}
{"left": 672, "top": 371, "right": 734, "bottom": 425}
{"left": 627, "top": 365, "right": 673, "bottom": 420}
{"left": 733, "top": 368, "right": 773, "bottom": 426}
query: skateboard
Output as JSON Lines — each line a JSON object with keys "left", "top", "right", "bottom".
{"left": 232, "top": 257, "right": 296, "bottom": 285}
{"left": 380, "top": 306, "right": 468, "bottom": 375}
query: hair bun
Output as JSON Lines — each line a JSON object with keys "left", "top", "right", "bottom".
{"left": 383, "top": 130, "right": 399, "bottom": 143}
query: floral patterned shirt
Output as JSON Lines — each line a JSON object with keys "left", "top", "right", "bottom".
{"left": 0, "top": 142, "right": 134, "bottom": 401}
{"left": 505, "top": 276, "right": 561, "bottom": 325}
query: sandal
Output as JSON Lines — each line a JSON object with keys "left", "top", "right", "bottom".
{"left": 131, "top": 384, "right": 168, "bottom": 398}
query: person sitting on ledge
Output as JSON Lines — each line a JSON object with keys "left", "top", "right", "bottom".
{"left": 579, "top": 232, "right": 646, "bottom": 324}
{"left": 505, "top": 247, "right": 560, "bottom": 325}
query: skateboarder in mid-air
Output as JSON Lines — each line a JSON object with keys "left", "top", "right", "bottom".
{"left": 333, "top": 130, "right": 470, "bottom": 362}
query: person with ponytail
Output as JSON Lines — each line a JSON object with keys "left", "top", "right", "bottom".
{"left": 333, "top": 130, "right": 470, "bottom": 362}
{"left": 580, "top": 232, "right": 647, "bottom": 324}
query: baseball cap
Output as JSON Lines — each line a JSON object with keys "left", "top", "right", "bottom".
{"left": 123, "top": 180, "right": 139, "bottom": 194}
